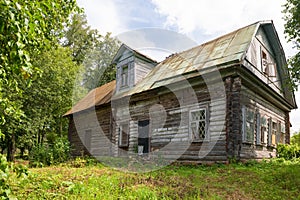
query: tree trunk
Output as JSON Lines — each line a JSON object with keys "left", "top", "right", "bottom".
{"left": 20, "top": 147, "right": 25, "bottom": 159}
{"left": 7, "top": 133, "right": 16, "bottom": 162}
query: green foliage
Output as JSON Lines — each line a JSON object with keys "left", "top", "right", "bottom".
{"left": 291, "top": 132, "right": 300, "bottom": 146}
{"left": 17, "top": 46, "right": 83, "bottom": 156}
{"left": 29, "top": 137, "right": 71, "bottom": 167}
{"left": 283, "top": 0, "right": 300, "bottom": 89}
{"left": 277, "top": 143, "right": 300, "bottom": 159}
{"left": 0, "top": 0, "right": 78, "bottom": 160}
{"left": 62, "top": 13, "right": 120, "bottom": 91}
{"left": 9, "top": 160, "right": 300, "bottom": 199}
{"left": 0, "top": 154, "right": 29, "bottom": 199}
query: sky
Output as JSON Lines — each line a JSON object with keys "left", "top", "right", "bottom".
{"left": 77, "top": 0, "right": 300, "bottom": 133}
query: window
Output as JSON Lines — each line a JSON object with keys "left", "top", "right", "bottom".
{"left": 261, "top": 49, "right": 276, "bottom": 79}
{"left": 260, "top": 116, "right": 268, "bottom": 144}
{"left": 268, "top": 118, "right": 272, "bottom": 146}
{"left": 190, "top": 108, "right": 207, "bottom": 141}
{"left": 121, "top": 65, "right": 129, "bottom": 87}
{"left": 84, "top": 129, "right": 92, "bottom": 151}
{"left": 272, "top": 121, "right": 277, "bottom": 146}
{"left": 280, "top": 123, "right": 286, "bottom": 144}
{"left": 119, "top": 123, "right": 129, "bottom": 147}
{"left": 256, "top": 113, "right": 261, "bottom": 145}
{"left": 242, "top": 107, "right": 255, "bottom": 143}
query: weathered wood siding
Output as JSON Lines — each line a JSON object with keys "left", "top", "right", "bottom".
{"left": 244, "top": 27, "right": 282, "bottom": 94}
{"left": 239, "top": 84, "right": 287, "bottom": 159}
{"left": 68, "top": 104, "right": 113, "bottom": 157}
{"left": 134, "top": 58, "right": 155, "bottom": 84}
{"left": 113, "top": 79, "right": 227, "bottom": 162}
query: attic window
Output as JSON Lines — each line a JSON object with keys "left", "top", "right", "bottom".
{"left": 261, "top": 50, "right": 276, "bottom": 78}
{"left": 121, "top": 65, "right": 129, "bottom": 87}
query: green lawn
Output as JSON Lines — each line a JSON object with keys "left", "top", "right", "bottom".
{"left": 10, "top": 159, "right": 300, "bottom": 200}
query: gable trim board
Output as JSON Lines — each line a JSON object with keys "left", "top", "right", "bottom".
{"left": 65, "top": 21, "right": 296, "bottom": 162}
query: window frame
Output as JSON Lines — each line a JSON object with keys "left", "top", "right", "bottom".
{"left": 242, "top": 106, "right": 255, "bottom": 144}
{"left": 260, "top": 115, "right": 268, "bottom": 145}
{"left": 280, "top": 122, "right": 286, "bottom": 144}
{"left": 121, "top": 65, "right": 129, "bottom": 87}
{"left": 189, "top": 106, "right": 208, "bottom": 142}
{"left": 118, "top": 122, "right": 129, "bottom": 147}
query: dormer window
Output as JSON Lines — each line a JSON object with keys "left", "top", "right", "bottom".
{"left": 121, "top": 65, "right": 129, "bottom": 87}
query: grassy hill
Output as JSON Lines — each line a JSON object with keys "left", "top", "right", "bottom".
{"left": 9, "top": 158, "right": 300, "bottom": 199}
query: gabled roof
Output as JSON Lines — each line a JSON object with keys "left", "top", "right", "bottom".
{"left": 64, "top": 80, "right": 116, "bottom": 116}
{"left": 65, "top": 21, "right": 296, "bottom": 116}
{"left": 112, "top": 43, "right": 158, "bottom": 64}
{"left": 112, "top": 21, "right": 296, "bottom": 109}
{"left": 113, "top": 21, "right": 259, "bottom": 99}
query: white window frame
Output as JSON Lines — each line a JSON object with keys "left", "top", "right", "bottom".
{"left": 242, "top": 106, "right": 255, "bottom": 143}
{"left": 119, "top": 123, "right": 129, "bottom": 147}
{"left": 189, "top": 107, "right": 208, "bottom": 142}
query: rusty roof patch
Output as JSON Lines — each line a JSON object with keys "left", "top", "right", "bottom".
{"left": 64, "top": 80, "right": 116, "bottom": 116}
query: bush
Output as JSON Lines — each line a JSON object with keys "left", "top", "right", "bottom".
{"left": 29, "top": 137, "right": 71, "bottom": 167}
{"left": 0, "top": 154, "right": 29, "bottom": 199}
{"left": 277, "top": 143, "right": 300, "bottom": 160}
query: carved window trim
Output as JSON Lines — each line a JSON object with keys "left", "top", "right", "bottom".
{"left": 242, "top": 106, "right": 255, "bottom": 144}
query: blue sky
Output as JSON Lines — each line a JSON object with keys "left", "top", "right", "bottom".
{"left": 77, "top": 0, "right": 300, "bottom": 132}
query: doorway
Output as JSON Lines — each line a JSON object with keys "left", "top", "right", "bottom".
{"left": 138, "top": 120, "right": 150, "bottom": 154}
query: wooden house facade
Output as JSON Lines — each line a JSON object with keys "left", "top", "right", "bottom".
{"left": 65, "top": 21, "right": 296, "bottom": 163}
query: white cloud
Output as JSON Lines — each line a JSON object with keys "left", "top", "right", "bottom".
{"left": 151, "top": 0, "right": 295, "bottom": 55}
{"left": 77, "top": 0, "right": 127, "bottom": 35}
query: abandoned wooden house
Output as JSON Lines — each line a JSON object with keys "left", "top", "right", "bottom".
{"left": 64, "top": 21, "right": 297, "bottom": 163}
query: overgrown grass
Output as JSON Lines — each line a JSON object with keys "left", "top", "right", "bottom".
{"left": 9, "top": 158, "right": 300, "bottom": 199}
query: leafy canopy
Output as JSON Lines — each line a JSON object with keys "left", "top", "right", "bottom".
{"left": 283, "top": 0, "right": 300, "bottom": 89}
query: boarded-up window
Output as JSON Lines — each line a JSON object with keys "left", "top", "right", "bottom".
{"left": 84, "top": 129, "right": 92, "bottom": 151}
{"left": 190, "top": 108, "right": 207, "bottom": 141}
{"left": 119, "top": 123, "right": 129, "bottom": 147}
{"left": 242, "top": 107, "right": 254, "bottom": 143}
{"left": 121, "top": 65, "right": 129, "bottom": 87}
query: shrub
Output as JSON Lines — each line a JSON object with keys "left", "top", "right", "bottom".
{"left": 277, "top": 143, "right": 300, "bottom": 160}
{"left": 29, "top": 137, "right": 71, "bottom": 167}
{"left": 0, "top": 154, "right": 29, "bottom": 199}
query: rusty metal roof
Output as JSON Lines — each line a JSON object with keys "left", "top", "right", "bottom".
{"left": 113, "top": 21, "right": 260, "bottom": 99}
{"left": 64, "top": 80, "right": 116, "bottom": 116}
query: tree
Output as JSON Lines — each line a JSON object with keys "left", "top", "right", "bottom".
{"left": 62, "top": 13, "right": 120, "bottom": 91}
{"left": 283, "top": 0, "right": 300, "bottom": 89}
{"left": 0, "top": 0, "right": 78, "bottom": 161}
{"left": 63, "top": 13, "right": 101, "bottom": 65}
{"left": 83, "top": 33, "right": 120, "bottom": 91}
{"left": 20, "top": 47, "right": 82, "bottom": 153}
{"left": 291, "top": 132, "right": 300, "bottom": 146}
